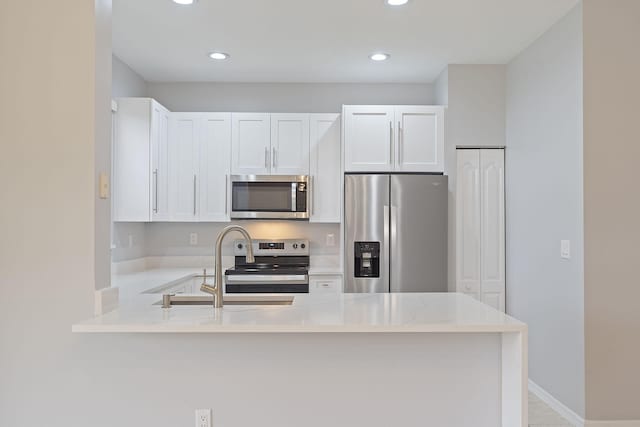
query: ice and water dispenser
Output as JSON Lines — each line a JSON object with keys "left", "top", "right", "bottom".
{"left": 354, "top": 242, "right": 380, "bottom": 278}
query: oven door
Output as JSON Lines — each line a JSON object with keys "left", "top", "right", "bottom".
{"left": 225, "top": 274, "right": 309, "bottom": 293}
{"left": 230, "top": 175, "right": 309, "bottom": 219}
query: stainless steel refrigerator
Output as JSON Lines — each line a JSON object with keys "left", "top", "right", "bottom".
{"left": 344, "top": 174, "right": 448, "bottom": 293}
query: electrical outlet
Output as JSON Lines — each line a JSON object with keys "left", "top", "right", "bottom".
{"left": 128, "top": 234, "right": 134, "bottom": 248}
{"left": 190, "top": 233, "right": 198, "bottom": 246}
{"left": 195, "top": 409, "right": 211, "bottom": 427}
{"left": 326, "top": 233, "right": 336, "bottom": 247}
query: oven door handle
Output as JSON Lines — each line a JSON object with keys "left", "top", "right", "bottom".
{"left": 225, "top": 275, "right": 308, "bottom": 282}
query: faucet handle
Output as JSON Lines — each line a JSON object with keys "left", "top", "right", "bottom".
{"left": 200, "top": 283, "right": 217, "bottom": 295}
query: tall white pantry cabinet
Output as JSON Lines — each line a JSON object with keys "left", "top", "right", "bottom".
{"left": 456, "top": 149, "right": 506, "bottom": 311}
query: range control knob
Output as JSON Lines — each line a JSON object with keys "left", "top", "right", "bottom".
{"left": 292, "top": 243, "right": 298, "bottom": 249}
{"left": 237, "top": 243, "right": 243, "bottom": 250}
{"left": 301, "top": 243, "right": 306, "bottom": 249}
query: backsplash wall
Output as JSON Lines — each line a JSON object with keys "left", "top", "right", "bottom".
{"left": 112, "top": 221, "right": 340, "bottom": 262}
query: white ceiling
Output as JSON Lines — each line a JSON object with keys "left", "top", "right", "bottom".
{"left": 113, "top": 0, "right": 579, "bottom": 83}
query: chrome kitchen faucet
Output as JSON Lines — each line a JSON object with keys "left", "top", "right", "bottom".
{"left": 200, "top": 225, "right": 255, "bottom": 308}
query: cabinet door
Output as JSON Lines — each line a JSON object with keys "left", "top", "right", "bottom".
{"left": 271, "top": 114, "right": 310, "bottom": 175}
{"left": 169, "top": 114, "right": 200, "bottom": 221}
{"left": 151, "top": 101, "right": 170, "bottom": 221}
{"left": 113, "top": 98, "right": 152, "bottom": 222}
{"left": 395, "top": 106, "right": 444, "bottom": 172}
{"left": 343, "top": 106, "right": 395, "bottom": 172}
{"left": 309, "top": 114, "right": 341, "bottom": 223}
{"left": 231, "top": 113, "right": 271, "bottom": 175}
{"left": 479, "top": 149, "right": 505, "bottom": 311}
{"left": 456, "top": 150, "right": 481, "bottom": 300}
{"left": 199, "top": 113, "right": 232, "bottom": 222}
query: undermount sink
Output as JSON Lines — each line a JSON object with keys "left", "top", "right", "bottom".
{"left": 157, "top": 295, "right": 295, "bottom": 307}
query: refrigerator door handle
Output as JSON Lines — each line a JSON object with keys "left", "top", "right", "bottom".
{"left": 384, "top": 204, "right": 390, "bottom": 290}
{"left": 390, "top": 205, "right": 398, "bottom": 286}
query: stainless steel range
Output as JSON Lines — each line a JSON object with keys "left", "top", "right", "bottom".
{"left": 225, "top": 239, "right": 309, "bottom": 293}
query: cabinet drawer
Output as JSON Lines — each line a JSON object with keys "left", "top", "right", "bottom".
{"left": 309, "top": 275, "right": 342, "bottom": 293}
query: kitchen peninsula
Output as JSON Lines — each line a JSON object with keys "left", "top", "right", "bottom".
{"left": 73, "top": 292, "right": 527, "bottom": 426}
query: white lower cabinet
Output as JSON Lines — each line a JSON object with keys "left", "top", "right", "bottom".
{"left": 456, "top": 149, "right": 505, "bottom": 311}
{"left": 309, "top": 275, "right": 342, "bottom": 294}
{"left": 310, "top": 114, "right": 341, "bottom": 223}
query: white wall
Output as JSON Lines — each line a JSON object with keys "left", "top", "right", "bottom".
{"left": 583, "top": 0, "right": 640, "bottom": 420}
{"left": 146, "top": 82, "right": 436, "bottom": 113}
{"left": 505, "top": 4, "right": 584, "bottom": 417}
{"left": 112, "top": 54, "right": 147, "bottom": 98}
{"left": 0, "top": 0, "right": 100, "bottom": 424}
{"left": 111, "top": 55, "right": 148, "bottom": 263}
{"left": 144, "top": 222, "right": 340, "bottom": 258}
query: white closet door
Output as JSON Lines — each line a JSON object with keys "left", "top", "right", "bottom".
{"left": 199, "top": 113, "right": 231, "bottom": 222}
{"left": 456, "top": 150, "right": 481, "bottom": 300}
{"left": 479, "top": 149, "right": 505, "bottom": 311}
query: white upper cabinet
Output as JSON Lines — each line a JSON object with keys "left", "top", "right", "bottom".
{"left": 113, "top": 98, "right": 170, "bottom": 222}
{"left": 151, "top": 101, "right": 170, "bottom": 221}
{"left": 231, "top": 113, "right": 271, "bottom": 175}
{"left": 343, "top": 105, "right": 444, "bottom": 173}
{"left": 395, "top": 106, "right": 444, "bottom": 172}
{"left": 199, "top": 113, "right": 232, "bottom": 222}
{"left": 309, "top": 114, "right": 341, "bottom": 223}
{"left": 169, "top": 114, "right": 200, "bottom": 222}
{"left": 343, "top": 106, "right": 395, "bottom": 172}
{"left": 456, "top": 149, "right": 505, "bottom": 312}
{"left": 270, "top": 114, "right": 310, "bottom": 175}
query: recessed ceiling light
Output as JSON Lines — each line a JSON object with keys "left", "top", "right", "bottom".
{"left": 369, "top": 53, "right": 390, "bottom": 62}
{"left": 386, "top": 0, "right": 409, "bottom": 5}
{"left": 173, "top": 0, "right": 196, "bottom": 4}
{"left": 209, "top": 52, "right": 230, "bottom": 60}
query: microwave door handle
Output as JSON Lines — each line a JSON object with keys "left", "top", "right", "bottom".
{"left": 291, "top": 183, "right": 296, "bottom": 212}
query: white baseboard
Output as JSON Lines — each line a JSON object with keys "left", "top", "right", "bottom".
{"left": 585, "top": 421, "right": 640, "bottom": 427}
{"left": 529, "top": 379, "right": 585, "bottom": 427}
{"left": 528, "top": 380, "right": 640, "bottom": 427}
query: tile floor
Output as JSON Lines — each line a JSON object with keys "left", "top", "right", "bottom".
{"left": 529, "top": 391, "right": 574, "bottom": 426}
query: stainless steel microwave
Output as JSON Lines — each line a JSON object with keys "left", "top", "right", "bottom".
{"left": 230, "top": 175, "right": 310, "bottom": 220}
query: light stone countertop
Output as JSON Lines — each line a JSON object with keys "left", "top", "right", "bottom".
{"left": 73, "top": 288, "right": 525, "bottom": 333}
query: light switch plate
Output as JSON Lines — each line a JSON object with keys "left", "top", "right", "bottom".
{"left": 326, "top": 233, "right": 336, "bottom": 247}
{"left": 560, "top": 240, "right": 571, "bottom": 259}
{"left": 99, "top": 172, "right": 109, "bottom": 199}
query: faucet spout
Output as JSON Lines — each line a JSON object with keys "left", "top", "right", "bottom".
{"left": 201, "top": 225, "right": 255, "bottom": 308}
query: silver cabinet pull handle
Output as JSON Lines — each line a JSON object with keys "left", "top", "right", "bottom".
{"left": 193, "top": 174, "right": 197, "bottom": 216}
{"left": 389, "top": 121, "right": 394, "bottom": 166}
{"left": 224, "top": 174, "right": 228, "bottom": 214}
{"left": 398, "top": 120, "right": 402, "bottom": 166}
{"left": 272, "top": 147, "right": 277, "bottom": 169}
{"left": 264, "top": 147, "right": 269, "bottom": 169}
{"left": 309, "top": 176, "right": 314, "bottom": 216}
{"left": 153, "top": 169, "right": 158, "bottom": 213}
